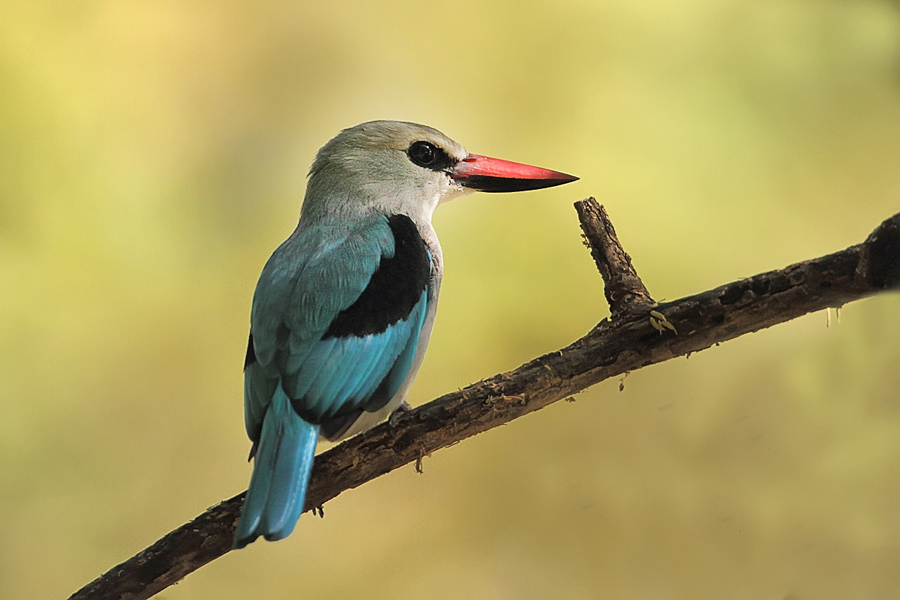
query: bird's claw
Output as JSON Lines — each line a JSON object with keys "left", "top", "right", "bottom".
{"left": 388, "top": 401, "right": 413, "bottom": 435}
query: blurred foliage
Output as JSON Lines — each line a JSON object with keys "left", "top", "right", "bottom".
{"left": 2, "top": 0, "right": 900, "bottom": 598}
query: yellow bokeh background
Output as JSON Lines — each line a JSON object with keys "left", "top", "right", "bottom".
{"left": 2, "top": 1, "right": 900, "bottom": 598}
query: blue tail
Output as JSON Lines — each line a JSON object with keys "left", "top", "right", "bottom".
{"left": 233, "top": 384, "right": 319, "bottom": 549}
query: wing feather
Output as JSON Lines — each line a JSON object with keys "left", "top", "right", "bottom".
{"left": 244, "top": 214, "right": 431, "bottom": 443}
{"left": 244, "top": 218, "right": 394, "bottom": 442}
{"left": 303, "top": 301, "right": 424, "bottom": 419}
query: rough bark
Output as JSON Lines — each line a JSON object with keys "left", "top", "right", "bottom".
{"left": 69, "top": 199, "right": 900, "bottom": 600}
{"left": 574, "top": 200, "right": 654, "bottom": 315}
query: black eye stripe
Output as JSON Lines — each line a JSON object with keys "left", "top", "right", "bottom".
{"left": 407, "top": 141, "right": 454, "bottom": 171}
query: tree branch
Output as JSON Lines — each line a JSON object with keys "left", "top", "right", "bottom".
{"left": 69, "top": 198, "right": 900, "bottom": 600}
{"left": 575, "top": 200, "right": 655, "bottom": 315}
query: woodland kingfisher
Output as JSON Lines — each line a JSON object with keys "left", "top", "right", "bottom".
{"left": 234, "top": 120, "right": 577, "bottom": 548}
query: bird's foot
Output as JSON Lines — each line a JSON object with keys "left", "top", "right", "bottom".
{"left": 388, "top": 401, "right": 413, "bottom": 435}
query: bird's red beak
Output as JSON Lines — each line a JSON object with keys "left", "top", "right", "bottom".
{"left": 451, "top": 154, "right": 578, "bottom": 193}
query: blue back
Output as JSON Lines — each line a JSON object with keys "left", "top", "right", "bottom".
{"left": 235, "top": 213, "right": 432, "bottom": 547}
{"left": 244, "top": 212, "right": 432, "bottom": 444}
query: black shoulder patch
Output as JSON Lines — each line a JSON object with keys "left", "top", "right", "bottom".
{"left": 324, "top": 214, "right": 430, "bottom": 338}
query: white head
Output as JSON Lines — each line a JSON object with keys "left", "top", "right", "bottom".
{"left": 300, "top": 120, "right": 577, "bottom": 226}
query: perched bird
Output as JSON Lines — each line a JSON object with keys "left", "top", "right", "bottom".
{"left": 234, "top": 121, "right": 577, "bottom": 548}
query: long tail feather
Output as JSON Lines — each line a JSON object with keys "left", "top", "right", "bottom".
{"left": 233, "top": 384, "right": 319, "bottom": 549}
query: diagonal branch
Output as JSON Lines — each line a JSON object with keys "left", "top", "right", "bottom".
{"left": 69, "top": 199, "right": 900, "bottom": 600}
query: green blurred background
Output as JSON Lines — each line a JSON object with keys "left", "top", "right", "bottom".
{"left": 2, "top": 0, "right": 900, "bottom": 598}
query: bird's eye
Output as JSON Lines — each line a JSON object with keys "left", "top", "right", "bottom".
{"left": 408, "top": 141, "right": 438, "bottom": 168}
